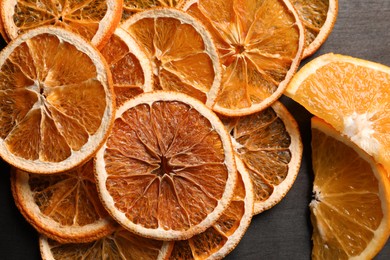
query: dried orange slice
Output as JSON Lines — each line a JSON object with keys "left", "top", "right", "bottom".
{"left": 292, "top": 0, "right": 338, "bottom": 58}
{"left": 0, "top": 26, "right": 115, "bottom": 174}
{"left": 285, "top": 53, "right": 390, "bottom": 173}
{"left": 1, "top": 0, "right": 123, "bottom": 49}
{"left": 39, "top": 229, "right": 172, "bottom": 259}
{"left": 166, "top": 157, "right": 253, "bottom": 259}
{"left": 100, "top": 27, "right": 153, "bottom": 107}
{"left": 222, "top": 101, "right": 302, "bottom": 214}
{"left": 183, "top": 0, "right": 304, "bottom": 116}
{"left": 11, "top": 160, "right": 117, "bottom": 243}
{"left": 310, "top": 117, "right": 390, "bottom": 259}
{"left": 121, "top": 0, "right": 188, "bottom": 21}
{"left": 95, "top": 91, "right": 237, "bottom": 240}
{"left": 121, "top": 8, "right": 222, "bottom": 107}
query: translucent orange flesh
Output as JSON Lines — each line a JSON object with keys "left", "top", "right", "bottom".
{"left": 0, "top": 34, "right": 106, "bottom": 162}
{"left": 124, "top": 17, "right": 215, "bottom": 103}
{"left": 100, "top": 33, "right": 146, "bottom": 106}
{"left": 311, "top": 126, "right": 383, "bottom": 258}
{"left": 291, "top": 0, "right": 329, "bottom": 48}
{"left": 223, "top": 107, "right": 292, "bottom": 203}
{"left": 104, "top": 101, "right": 228, "bottom": 231}
{"left": 26, "top": 160, "right": 109, "bottom": 226}
{"left": 291, "top": 61, "right": 390, "bottom": 169}
{"left": 168, "top": 173, "right": 246, "bottom": 259}
{"left": 46, "top": 229, "right": 164, "bottom": 259}
{"left": 187, "top": 0, "right": 301, "bottom": 111}
{"left": 10, "top": 0, "right": 107, "bottom": 41}
{"left": 122, "top": 0, "right": 187, "bottom": 21}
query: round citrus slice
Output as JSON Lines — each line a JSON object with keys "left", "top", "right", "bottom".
{"left": 11, "top": 159, "right": 117, "bottom": 243}
{"left": 0, "top": 26, "right": 115, "bottom": 174}
{"left": 285, "top": 53, "right": 390, "bottom": 173}
{"left": 39, "top": 229, "right": 172, "bottom": 260}
{"left": 1, "top": 0, "right": 122, "bottom": 49}
{"left": 183, "top": 0, "right": 304, "bottom": 116}
{"left": 292, "top": 0, "right": 338, "bottom": 58}
{"left": 121, "top": 8, "right": 222, "bottom": 107}
{"left": 165, "top": 157, "right": 253, "bottom": 260}
{"left": 121, "top": 0, "right": 189, "bottom": 21}
{"left": 100, "top": 27, "right": 154, "bottom": 107}
{"left": 310, "top": 116, "right": 390, "bottom": 259}
{"left": 95, "top": 91, "right": 237, "bottom": 240}
{"left": 221, "top": 101, "right": 302, "bottom": 214}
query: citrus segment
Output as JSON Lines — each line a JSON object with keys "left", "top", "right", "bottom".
{"left": 166, "top": 157, "right": 253, "bottom": 260}
{"left": 291, "top": 0, "right": 338, "bottom": 58}
{"left": 121, "top": 8, "right": 221, "bottom": 107}
{"left": 222, "top": 101, "right": 302, "bottom": 214}
{"left": 1, "top": 0, "right": 123, "bottom": 48}
{"left": 285, "top": 53, "right": 390, "bottom": 172}
{"left": 183, "top": 0, "right": 304, "bottom": 116}
{"left": 310, "top": 117, "right": 390, "bottom": 259}
{"left": 95, "top": 91, "right": 236, "bottom": 240}
{"left": 39, "top": 229, "right": 172, "bottom": 260}
{"left": 11, "top": 160, "right": 116, "bottom": 243}
{"left": 100, "top": 28, "right": 153, "bottom": 106}
{"left": 0, "top": 26, "right": 114, "bottom": 173}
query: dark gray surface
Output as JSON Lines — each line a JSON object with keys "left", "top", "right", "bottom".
{"left": 0, "top": 0, "right": 389, "bottom": 259}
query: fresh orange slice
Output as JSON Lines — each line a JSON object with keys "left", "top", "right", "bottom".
{"left": 95, "top": 91, "right": 237, "bottom": 241}
{"left": 11, "top": 160, "right": 117, "bottom": 243}
{"left": 121, "top": 8, "right": 222, "bottom": 107}
{"left": 222, "top": 101, "right": 302, "bottom": 214}
{"left": 39, "top": 229, "right": 172, "bottom": 259}
{"left": 285, "top": 53, "right": 390, "bottom": 173}
{"left": 121, "top": 0, "right": 188, "bottom": 21}
{"left": 310, "top": 117, "right": 390, "bottom": 259}
{"left": 292, "top": 0, "right": 338, "bottom": 58}
{"left": 100, "top": 27, "right": 154, "bottom": 107}
{"left": 166, "top": 157, "right": 253, "bottom": 259}
{"left": 0, "top": 26, "right": 115, "bottom": 174}
{"left": 183, "top": 0, "right": 304, "bottom": 116}
{"left": 1, "top": 0, "right": 123, "bottom": 49}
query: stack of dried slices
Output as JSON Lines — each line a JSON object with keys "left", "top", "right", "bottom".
{"left": 0, "top": 0, "right": 389, "bottom": 259}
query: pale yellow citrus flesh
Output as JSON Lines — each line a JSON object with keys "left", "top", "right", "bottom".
{"left": 100, "top": 28, "right": 153, "bottom": 107}
{"left": 39, "top": 229, "right": 172, "bottom": 259}
{"left": 166, "top": 158, "right": 253, "bottom": 259}
{"left": 0, "top": 27, "right": 114, "bottom": 173}
{"left": 184, "top": 0, "right": 304, "bottom": 116}
{"left": 121, "top": 8, "right": 221, "bottom": 107}
{"left": 222, "top": 101, "right": 302, "bottom": 214}
{"left": 1, "top": 0, "right": 122, "bottom": 48}
{"left": 95, "top": 91, "right": 236, "bottom": 240}
{"left": 310, "top": 117, "right": 390, "bottom": 259}
{"left": 286, "top": 53, "right": 390, "bottom": 173}
{"left": 291, "top": 0, "right": 338, "bottom": 58}
{"left": 12, "top": 160, "right": 116, "bottom": 243}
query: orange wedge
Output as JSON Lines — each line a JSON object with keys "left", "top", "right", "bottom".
{"left": 95, "top": 91, "right": 237, "bottom": 241}
{"left": 100, "top": 27, "right": 154, "bottom": 106}
{"left": 166, "top": 157, "right": 253, "bottom": 259}
{"left": 11, "top": 160, "right": 116, "bottom": 243}
{"left": 39, "top": 229, "right": 172, "bottom": 259}
{"left": 0, "top": 26, "right": 115, "bottom": 174}
{"left": 121, "top": 8, "right": 222, "bottom": 107}
{"left": 1, "top": 0, "right": 123, "bottom": 49}
{"left": 222, "top": 101, "right": 302, "bottom": 214}
{"left": 286, "top": 53, "right": 390, "bottom": 173}
{"left": 183, "top": 0, "right": 304, "bottom": 116}
{"left": 292, "top": 0, "right": 338, "bottom": 58}
{"left": 310, "top": 117, "right": 390, "bottom": 259}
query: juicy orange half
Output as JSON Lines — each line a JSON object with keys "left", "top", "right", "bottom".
{"left": 0, "top": 26, "right": 115, "bottom": 174}
{"left": 183, "top": 0, "right": 304, "bottom": 116}
{"left": 95, "top": 91, "right": 237, "bottom": 241}
{"left": 310, "top": 117, "right": 390, "bottom": 259}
